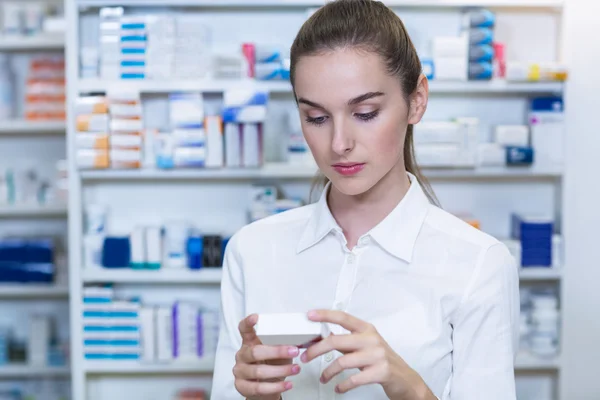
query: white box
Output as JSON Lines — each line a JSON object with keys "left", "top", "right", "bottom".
{"left": 110, "top": 134, "right": 142, "bottom": 149}
{"left": 225, "top": 123, "right": 242, "bottom": 167}
{"left": 413, "top": 121, "right": 463, "bottom": 144}
{"left": 242, "top": 124, "right": 262, "bottom": 167}
{"left": 130, "top": 227, "right": 146, "bottom": 268}
{"left": 205, "top": 116, "right": 224, "bottom": 168}
{"left": 432, "top": 35, "right": 468, "bottom": 58}
{"left": 477, "top": 143, "right": 506, "bottom": 166}
{"left": 255, "top": 313, "right": 326, "bottom": 347}
{"left": 156, "top": 307, "right": 173, "bottom": 361}
{"left": 145, "top": 226, "right": 162, "bottom": 268}
{"left": 415, "top": 144, "right": 462, "bottom": 167}
{"left": 110, "top": 119, "right": 144, "bottom": 133}
{"left": 140, "top": 308, "right": 156, "bottom": 362}
{"left": 433, "top": 57, "right": 468, "bottom": 81}
{"left": 495, "top": 125, "right": 530, "bottom": 147}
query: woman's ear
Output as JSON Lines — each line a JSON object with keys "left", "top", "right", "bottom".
{"left": 407, "top": 74, "right": 429, "bottom": 125}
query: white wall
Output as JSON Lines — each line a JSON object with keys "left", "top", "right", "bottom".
{"left": 560, "top": 0, "right": 600, "bottom": 398}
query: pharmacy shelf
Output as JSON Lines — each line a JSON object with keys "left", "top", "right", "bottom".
{"left": 84, "top": 358, "right": 215, "bottom": 375}
{"left": 0, "top": 365, "right": 70, "bottom": 378}
{"left": 0, "top": 285, "right": 69, "bottom": 299}
{"left": 77, "top": 79, "right": 564, "bottom": 95}
{"left": 80, "top": 164, "right": 562, "bottom": 182}
{"left": 515, "top": 353, "right": 560, "bottom": 371}
{"left": 82, "top": 268, "right": 222, "bottom": 284}
{"left": 0, "top": 35, "right": 64, "bottom": 51}
{"left": 77, "top": 0, "right": 563, "bottom": 9}
{"left": 0, "top": 120, "right": 66, "bottom": 136}
{"left": 519, "top": 268, "right": 562, "bottom": 281}
{"left": 0, "top": 204, "right": 67, "bottom": 218}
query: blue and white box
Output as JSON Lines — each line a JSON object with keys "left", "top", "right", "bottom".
{"left": 511, "top": 214, "right": 553, "bottom": 267}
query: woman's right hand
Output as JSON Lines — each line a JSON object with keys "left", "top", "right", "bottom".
{"left": 234, "top": 314, "right": 301, "bottom": 400}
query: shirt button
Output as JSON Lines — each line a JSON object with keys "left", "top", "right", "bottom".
{"left": 325, "top": 353, "right": 334, "bottom": 362}
{"left": 359, "top": 237, "right": 370, "bottom": 246}
{"left": 347, "top": 254, "right": 355, "bottom": 264}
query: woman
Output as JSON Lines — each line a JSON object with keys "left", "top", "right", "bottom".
{"left": 211, "top": 1, "right": 519, "bottom": 399}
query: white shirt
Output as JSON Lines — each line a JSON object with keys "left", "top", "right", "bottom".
{"left": 211, "top": 174, "right": 519, "bottom": 400}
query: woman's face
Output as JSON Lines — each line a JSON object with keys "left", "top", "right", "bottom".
{"left": 294, "top": 48, "right": 427, "bottom": 196}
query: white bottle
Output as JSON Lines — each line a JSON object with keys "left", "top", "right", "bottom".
{"left": 0, "top": 54, "right": 13, "bottom": 119}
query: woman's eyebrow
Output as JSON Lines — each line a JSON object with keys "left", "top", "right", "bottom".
{"left": 348, "top": 91, "right": 385, "bottom": 105}
{"left": 297, "top": 91, "right": 385, "bottom": 109}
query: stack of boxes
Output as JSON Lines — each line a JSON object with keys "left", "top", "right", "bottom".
{"left": 463, "top": 8, "right": 495, "bottom": 81}
{"left": 413, "top": 118, "right": 479, "bottom": 168}
{"left": 511, "top": 214, "right": 554, "bottom": 268}
{"left": 223, "top": 89, "right": 267, "bottom": 168}
{"left": 170, "top": 93, "right": 206, "bottom": 168}
{"left": 75, "top": 96, "right": 110, "bottom": 169}
{"left": 108, "top": 91, "right": 144, "bottom": 169}
{"left": 427, "top": 8, "right": 495, "bottom": 81}
{"left": 173, "top": 16, "right": 211, "bottom": 79}
{"left": 241, "top": 43, "right": 290, "bottom": 81}
{"left": 82, "top": 288, "right": 219, "bottom": 364}
{"left": 24, "top": 56, "right": 66, "bottom": 121}
{"left": 478, "top": 125, "right": 533, "bottom": 167}
{"left": 83, "top": 287, "right": 142, "bottom": 361}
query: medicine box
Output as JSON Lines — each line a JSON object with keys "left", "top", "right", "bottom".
{"left": 255, "top": 313, "right": 326, "bottom": 347}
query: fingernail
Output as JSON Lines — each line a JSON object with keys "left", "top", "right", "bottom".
{"left": 288, "top": 347, "right": 299, "bottom": 356}
{"left": 320, "top": 375, "right": 326, "bottom": 383}
{"left": 300, "top": 352, "right": 308, "bottom": 363}
{"left": 307, "top": 310, "right": 317, "bottom": 319}
{"left": 335, "top": 386, "right": 341, "bottom": 393}
{"left": 284, "top": 381, "right": 293, "bottom": 390}
{"left": 292, "top": 365, "right": 300, "bottom": 374}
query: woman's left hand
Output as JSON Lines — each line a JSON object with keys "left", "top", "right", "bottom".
{"left": 301, "top": 310, "right": 436, "bottom": 400}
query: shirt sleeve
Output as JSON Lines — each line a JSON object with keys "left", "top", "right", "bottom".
{"left": 446, "top": 242, "right": 520, "bottom": 400}
{"left": 211, "top": 233, "right": 246, "bottom": 400}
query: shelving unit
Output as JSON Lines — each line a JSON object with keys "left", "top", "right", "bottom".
{"left": 80, "top": 164, "right": 562, "bottom": 181}
{"left": 0, "top": 285, "right": 69, "bottom": 299}
{"left": 67, "top": 1, "right": 566, "bottom": 400}
{"left": 84, "top": 359, "right": 216, "bottom": 375}
{"left": 0, "top": 120, "right": 66, "bottom": 136}
{"left": 78, "top": 78, "right": 564, "bottom": 95}
{"left": 0, "top": 204, "right": 67, "bottom": 218}
{"left": 0, "top": 365, "right": 70, "bottom": 378}
{"left": 76, "top": 0, "right": 563, "bottom": 9}
{"left": 0, "top": 35, "right": 65, "bottom": 51}
{"left": 82, "top": 268, "right": 222, "bottom": 284}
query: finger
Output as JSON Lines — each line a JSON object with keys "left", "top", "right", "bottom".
{"left": 308, "top": 310, "right": 370, "bottom": 333}
{"left": 235, "top": 379, "right": 293, "bottom": 397}
{"left": 234, "top": 362, "right": 301, "bottom": 381}
{"left": 320, "top": 350, "right": 376, "bottom": 384}
{"left": 335, "top": 365, "right": 383, "bottom": 394}
{"left": 238, "top": 314, "right": 260, "bottom": 344}
{"left": 239, "top": 344, "right": 300, "bottom": 364}
{"left": 301, "top": 333, "right": 367, "bottom": 364}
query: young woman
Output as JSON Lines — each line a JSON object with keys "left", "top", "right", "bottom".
{"left": 211, "top": 1, "right": 519, "bottom": 399}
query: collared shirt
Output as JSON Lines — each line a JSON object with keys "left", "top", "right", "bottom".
{"left": 211, "top": 174, "right": 519, "bottom": 400}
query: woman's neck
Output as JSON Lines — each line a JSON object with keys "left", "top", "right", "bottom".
{"left": 327, "top": 163, "right": 411, "bottom": 250}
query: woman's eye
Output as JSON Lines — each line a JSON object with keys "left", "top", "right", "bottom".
{"left": 305, "top": 116, "right": 328, "bottom": 126}
{"left": 354, "top": 110, "right": 379, "bottom": 121}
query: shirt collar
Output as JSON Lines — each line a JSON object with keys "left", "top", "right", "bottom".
{"left": 296, "top": 173, "right": 431, "bottom": 263}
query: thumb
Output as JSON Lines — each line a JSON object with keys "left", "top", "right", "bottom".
{"left": 238, "top": 314, "right": 262, "bottom": 345}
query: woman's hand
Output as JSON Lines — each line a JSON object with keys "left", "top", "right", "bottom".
{"left": 233, "top": 314, "right": 301, "bottom": 400}
{"left": 301, "top": 310, "right": 436, "bottom": 400}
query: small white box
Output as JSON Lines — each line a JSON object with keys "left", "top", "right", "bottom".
{"left": 156, "top": 306, "right": 173, "bottom": 361}
{"left": 205, "top": 116, "right": 224, "bottom": 168}
{"left": 225, "top": 123, "right": 242, "bottom": 168}
{"left": 140, "top": 308, "right": 156, "bottom": 362}
{"left": 145, "top": 226, "right": 162, "bottom": 268}
{"left": 495, "top": 125, "right": 529, "bottom": 147}
{"left": 433, "top": 57, "right": 468, "bottom": 81}
{"left": 242, "top": 123, "right": 262, "bottom": 167}
{"left": 110, "top": 133, "right": 143, "bottom": 149}
{"left": 432, "top": 35, "right": 468, "bottom": 58}
{"left": 255, "top": 313, "right": 326, "bottom": 347}
{"left": 477, "top": 143, "right": 506, "bottom": 166}
{"left": 130, "top": 226, "right": 146, "bottom": 268}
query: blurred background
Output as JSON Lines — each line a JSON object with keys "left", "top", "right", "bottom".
{"left": 0, "top": 0, "right": 597, "bottom": 399}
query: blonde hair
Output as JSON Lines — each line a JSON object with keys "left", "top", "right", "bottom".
{"left": 289, "top": 0, "right": 438, "bottom": 205}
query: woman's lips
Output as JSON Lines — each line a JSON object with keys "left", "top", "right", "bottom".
{"left": 332, "top": 163, "right": 365, "bottom": 176}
